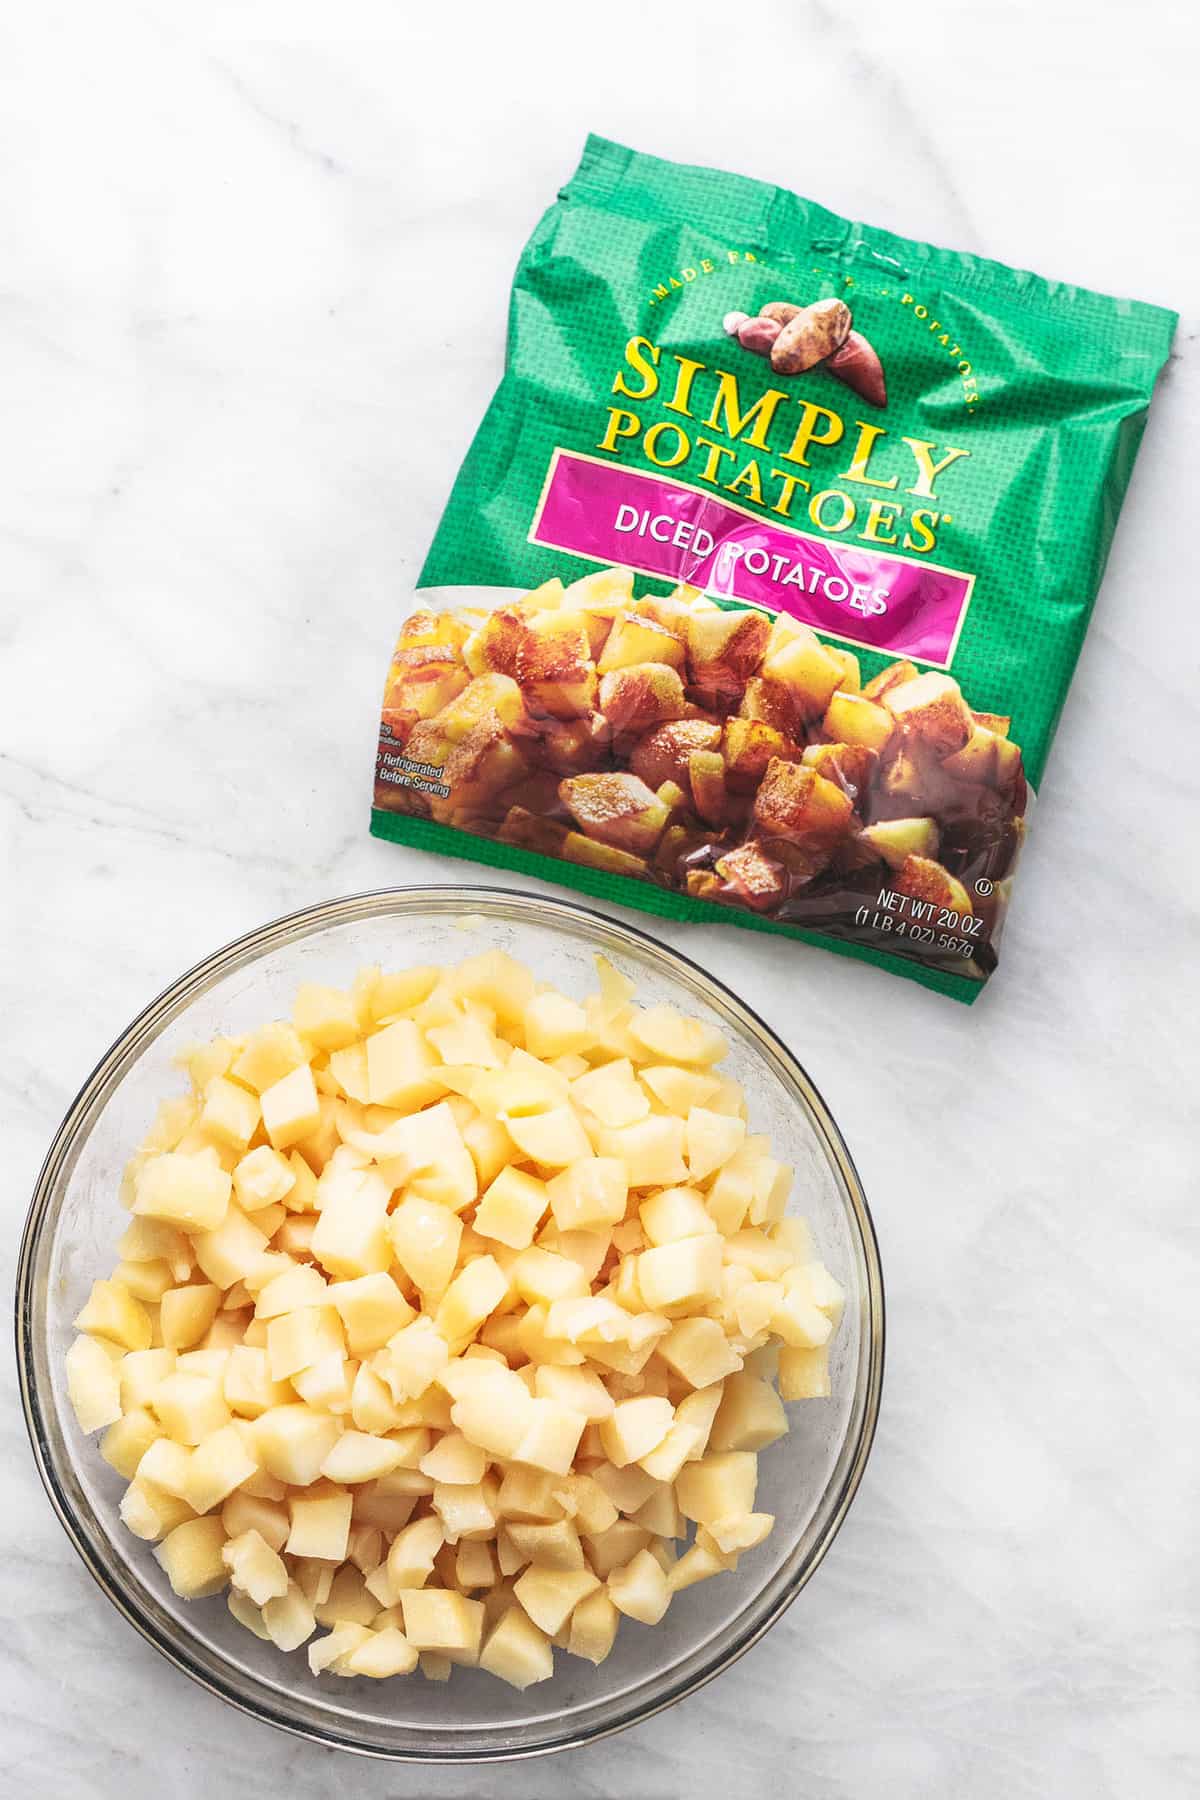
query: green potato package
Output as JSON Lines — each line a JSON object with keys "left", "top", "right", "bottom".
{"left": 371, "top": 134, "right": 1175, "bottom": 1000}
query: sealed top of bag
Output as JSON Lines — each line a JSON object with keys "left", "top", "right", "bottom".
{"left": 371, "top": 135, "right": 1176, "bottom": 1000}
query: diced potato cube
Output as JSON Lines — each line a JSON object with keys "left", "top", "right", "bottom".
{"left": 706, "top": 1511, "right": 774, "bottom": 1554}
{"left": 387, "top": 1515, "right": 445, "bottom": 1590}
{"left": 260, "top": 1064, "right": 321, "bottom": 1152}
{"left": 533, "top": 1364, "right": 613, "bottom": 1421}
{"left": 638, "top": 1186, "right": 716, "bottom": 1246}
{"left": 199, "top": 1077, "right": 261, "bottom": 1153}
{"left": 184, "top": 1422, "right": 259, "bottom": 1513}
{"left": 292, "top": 983, "right": 359, "bottom": 1051}
{"left": 778, "top": 1342, "right": 832, "bottom": 1400}
{"left": 503, "top": 1105, "right": 593, "bottom": 1168}
{"left": 479, "top": 1605, "right": 555, "bottom": 1689}
{"left": 630, "top": 1005, "right": 727, "bottom": 1067}
{"left": 608, "top": 1548, "right": 670, "bottom": 1625}
{"left": 366, "top": 1019, "right": 447, "bottom": 1112}
{"left": 222, "top": 1527, "right": 289, "bottom": 1604}
{"left": 435, "top": 1256, "right": 509, "bottom": 1345}
{"left": 546, "top": 1159, "right": 628, "bottom": 1232}
{"left": 420, "top": 1431, "right": 487, "bottom": 1485}
{"left": 381, "top": 1316, "right": 451, "bottom": 1401}
{"left": 233, "top": 1146, "right": 296, "bottom": 1212}
{"left": 399, "top": 1588, "right": 485, "bottom": 1656}
{"left": 637, "top": 1237, "right": 723, "bottom": 1313}
{"left": 159, "top": 1283, "right": 222, "bottom": 1351}
{"left": 572, "top": 1059, "right": 650, "bottom": 1129}
{"left": 513, "top": 1398, "right": 587, "bottom": 1475}
{"left": 133, "top": 1153, "right": 231, "bottom": 1233}
{"left": 666, "top": 1539, "right": 728, "bottom": 1592}
{"left": 523, "top": 992, "right": 590, "bottom": 1059}
{"left": 192, "top": 1205, "right": 270, "bottom": 1290}
{"left": 155, "top": 1516, "right": 229, "bottom": 1599}
{"left": 685, "top": 1108, "right": 747, "bottom": 1183}
{"left": 286, "top": 1487, "right": 353, "bottom": 1561}
{"left": 99, "top": 1407, "right": 161, "bottom": 1480}
{"left": 597, "top": 1116, "right": 688, "bottom": 1189}
{"left": 567, "top": 1587, "right": 620, "bottom": 1663}
{"left": 253, "top": 1404, "right": 342, "bottom": 1486}
{"left": 710, "top": 1373, "right": 788, "bottom": 1452}
{"left": 449, "top": 1362, "right": 535, "bottom": 1459}
{"left": 658, "top": 1317, "right": 742, "bottom": 1389}
{"left": 513, "top": 1564, "right": 601, "bottom": 1636}
{"left": 675, "top": 1451, "right": 758, "bottom": 1526}
{"left": 328, "top": 1272, "right": 414, "bottom": 1354}
{"left": 310, "top": 1171, "right": 392, "bottom": 1279}
{"left": 262, "top": 1582, "right": 317, "bottom": 1651}
{"left": 389, "top": 1193, "right": 463, "bottom": 1298}
{"left": 599, "top": 1396, "right": 674, "bottom": 1468}
{"left": 74, "top": 1279, "right": 152, "bottom": 1352}
{"left": 474, "top": 1167, "right": 549, "bottom": 1250}
{"left": 318, "top": 1431, "right": 404, "bottom": 1484}
{"left": 152, "top": 1371, "right": 230, "bottom": 1445}
{"left": 345, "top": 1625, "right": 420, "bottom": 1678}
{"left": 266, "top": 1306, "right": 345, "bottom": 1382}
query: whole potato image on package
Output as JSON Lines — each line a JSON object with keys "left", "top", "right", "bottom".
{"left": 372, "top": 136, "right": 1175, "bottom": 999}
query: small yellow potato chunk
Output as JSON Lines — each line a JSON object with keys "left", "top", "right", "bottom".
{"left": 685, "top": 1107, "right": 746, "bottom": 1182}
{"left": 513, "top": 1564, "right": 601, "bottom": 1635}
{"left": 630, "top": 1005, "right": 727, "bottom": 1066}
{"left": 711, "top": 1372, "right": 788, "bottom": 1452}
{"left": 567, "top": 1588, "right": 620, "bottom": 1663}
{"left": 200, "top": 1077, "right": 261, "bottom": 1152}
{"left": 479, "top": 1606, "right": 554, "bottom": 1689}
{"left": 675, "top": 1451, "right": 758, "bottom": 1527}
{"left": 253, "top": 1404, "right": 342, "bottom": 1486}
{"left": 286, "top": 1487, "right": 353, "bottom": 1561}
{"left": 546, "top": 1158, "right": 628, "bottom": 1233}
{"left": 503, "top": 1105, "right": 592, "bottom": 1168}
{"left": 366, "top": 1019, "right": 446, "bottom": 1112}
{"left": 379, "top": 1316, "right": 451, "bottom": 1401}
{"left": 320, "top": 1432, "right": 406, "bottom": 1484}
{"left": 388, "top": 1193, "right": 462, "bottom": 1298}
{"left": 260, "top": 1063, "right": 321, "bottom": 1151}
{"left": 572, "top": 1060, "right": 650, "bottom": 1129}
{"left": 523, "top": 992, "right": 590, "bottom": 1059}
{"left": 608, "top": 1548, "right": 671, "bottom": 1625}
{"left": 310, "top": 1170, "right": 392, "bottom": 1280}
{"left": 74, "top": 1279, "right": 152, "bottom": 1352}
{"left": 155, "top": 1516, "right": 229, "bottom": 1599}
{"left": 266, "top": 1306, "right": 345, "bottom": 1382}
{"left": 474, "top": 1167, "right": 549, "bottom": 1250}
{"left": 598, "top": 1116, "right": 688, "bottom": 1188}
{"left": 263, "top": 1582, "right": 317, "bottom": 1651}
{"left": 66, "top": 1335, "right": 124, "bottom": 1434}
{"left": 345, "top": 1626, "right": 419, "bottom": 1678}
{"left": 435, "top": 1256, "right": 509, "bottom": 1344}
{"left": 419, "top": 1432, "right": 486, "bottom": 1486}
{"left": 399, "top": 1588, "right": 485, "bottom": 1656}
{"left": 599, "top": 1397, "right": 674, "bottom": 1469}
{"left": 95, "top": 1403, "right": 157, "bottom": 1479}
{"left": 637, "top": 1237, "right": 724, "bottom": 1312}
{"left": 638, "top": 1186, "right": 717, "bottom": 1247}
{"left": 134, "top": 1153, "right": 231, "bottom": 1233}
{"left": 152, "top": 1372, "right": 230, "bottom": 1445}
{"left": 222, "top": 1527, "right": 289, "bottom": 1604}
{"left": 706, "top": 1511, "right": 775, "bottom": 1554}
{"left": 328, "top": 1272, "right": 414, "bottom": 1354}
{"left": 233, "top": 1146, "right": 295, "bottom": 1212}
{"left": 388, "top": 1515, "right": 445, "bottom": 1590}
{"left": 292, "top": 983, "right": 360, "bottom": 1051}
{"left": 184, "top": 1423, "right": 258, "bottom": 1513}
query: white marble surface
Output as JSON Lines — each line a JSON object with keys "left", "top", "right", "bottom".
{"left": 4, "top": 2, "right": 1199, "bottom": 1794}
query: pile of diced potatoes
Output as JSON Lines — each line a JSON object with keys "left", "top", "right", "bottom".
{"left": 66, "top": 948, "right": 842, "bottom": 1690}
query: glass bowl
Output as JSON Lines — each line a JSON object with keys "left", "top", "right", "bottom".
{"left": 16, "top": 887, "right": 883, "bottom": 1762}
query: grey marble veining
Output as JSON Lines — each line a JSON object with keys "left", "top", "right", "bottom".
{"left": 3, "top": 3, "right": 1198, "bottom": 1796}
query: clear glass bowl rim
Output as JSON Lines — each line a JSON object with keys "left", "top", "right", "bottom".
{"left": 16, "top": 884, "right": 885, "bottom": 1763}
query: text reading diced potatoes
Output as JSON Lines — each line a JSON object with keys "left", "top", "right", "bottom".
{"left": 67, "top": 950, "right": 842, "bottom": 1687}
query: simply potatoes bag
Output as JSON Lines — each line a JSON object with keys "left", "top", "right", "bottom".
{"left": 371, "top": 135, "right": 1175, "bottom": 999}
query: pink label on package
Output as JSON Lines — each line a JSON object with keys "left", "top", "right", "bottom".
{"left": 529, "top": 450, "right": 975, "bottom": 667}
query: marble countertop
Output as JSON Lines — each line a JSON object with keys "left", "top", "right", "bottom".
{"left": 4, "top": 4, "right": 1198, "bottom": 1796}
